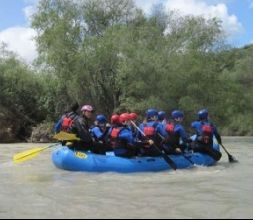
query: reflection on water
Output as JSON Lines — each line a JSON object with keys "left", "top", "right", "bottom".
{"left": 0, "top": 138, "right": 253, "bottom": 219}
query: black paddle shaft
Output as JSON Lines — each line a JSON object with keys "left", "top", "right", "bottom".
{"left": 220, "top": 144, "right": 238, "bottom": 163}
{"left": 157, "top": 132, "right": 194, "bottom": 165}
{"left": 153, "top": 144, "right": 177, "bottom": 170}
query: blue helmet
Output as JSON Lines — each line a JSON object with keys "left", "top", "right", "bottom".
{"left": 96, "top": 114, "right": 107, "bottom": 124}
{"left": 146, "top": 108, "right": 158, "bottom": 118}
{"left": 171, "top": 110, "right": 184, "bottom": 119}
{"left": 198, "top": 109, "right": 208, "bottom": 120}
{"left": 158, "top": 111, "right": 166, "bottom": 121}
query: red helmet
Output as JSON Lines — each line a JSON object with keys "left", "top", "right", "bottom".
{"left": 119, "top": 113, "right": 130, "bottom": 123}
{"left": 129, "top": 112, "right": 138, "bottom": 120}
{"left": 111, "top": 114, "right": 120, "bottom": 124}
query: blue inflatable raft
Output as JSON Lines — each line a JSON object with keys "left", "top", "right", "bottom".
{"left": 52, "top": 143, "right": 220, "bottom": 173}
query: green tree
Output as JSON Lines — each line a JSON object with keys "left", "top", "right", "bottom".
{"left": 0, "top": 48, "right": 46, "bottom": 135}
{"left": 31, "top": 0, "right": 253, "bottom": 135}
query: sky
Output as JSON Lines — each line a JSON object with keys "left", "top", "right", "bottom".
{"left": 0, "top": 0, "right": 253, "bottom": 63}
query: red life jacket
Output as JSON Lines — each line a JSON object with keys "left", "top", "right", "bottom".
{"left": 111, "top": 127, "right": 121, "bottom": 139}
{"left": 143, "top": 126, "right": 155, "bottom": 137}
{"left": 61, "top": 113, "right": 78, "bottom": 132}
{"left": 143, "top": 122, "right": 158, "bottom": 138}
{"left": 164, "top": 122, "right": 179, "bottom": 146}
{"left": 165, "top": 123, "right": 175, "bottom": 134}
{"left": 110, "top": 127, "right": 123, "bottom": 148}
{"left": 201, "top": 124, "right": 213, "bottom": 144}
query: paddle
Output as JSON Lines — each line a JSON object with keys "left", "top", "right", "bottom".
{"left": 130, "top": 120, "right": 177, "bottom": 170}
{"left": 156, "top": 132, "right": 194, "bottom": 165}
{"left": 53, "top": 132, "right": 80, "bottom": 142}
{"left": 13, "top": 144, "right": 58, "bottom": 163}
{"left": 13, "top": 132, "right": 80, "bottom": 163}
{"left": 220, "top": 143, "right": 238, "bottom": 163}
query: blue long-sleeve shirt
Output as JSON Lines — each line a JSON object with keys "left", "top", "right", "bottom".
{"left": 118, "top": 127, "right": 134, "bottom": 145}
{"left": 91, "top": 126, "right": 110, "bottom": 142}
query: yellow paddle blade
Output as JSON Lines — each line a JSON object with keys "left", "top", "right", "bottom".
{"left": 53, "top": 131, "right": 80, "bottom": 141}
{"left": 13, "top": 146, "right": 48, "bottom": 163}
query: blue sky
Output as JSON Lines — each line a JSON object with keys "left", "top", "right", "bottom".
{"left": 0, "top": 0, "right": 253, "bottom": 63}
{"left": 0, "top": 0, "right": 27, "bottom": 30}
{"left": 226, "top": 0, "right": 253, "bottom": 46}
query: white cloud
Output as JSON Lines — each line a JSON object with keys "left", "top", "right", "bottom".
{"left": 0, "top": 27, "right": 37, "bottom": 63}
{"left": 164, "top": 0, "right": 242, "bottom": 36}
{"left": 0, "top": 0, "right": 244, "bottom": 63}
{"left": 134, "top": 0, "right": 163, "bottom": 14}
{"left": 134, "top": 0, "right": 242, "bottom": 37}
{"left": 23, "top": 5, "right": 37, "bottom": 23}
{"left": 0, "top": 0, "right": 39, "bottom": 63}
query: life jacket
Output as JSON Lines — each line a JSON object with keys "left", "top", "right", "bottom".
{"left": 110, "top": 127, "right": 123, "bottom": 148}
{"left": 61, "top": 112, "right": 78, "bottom": 132}
{"left": 143, "top": 122, "right": 158, "bottom": 138}
{"left": 201, "top": 123, "right": 213, "bottom": 144}
{"left": 165, "top": 122, "right": 175, "bottom": 134}
{"left": 164, "top": 122, "right": 179, "bottom": 146}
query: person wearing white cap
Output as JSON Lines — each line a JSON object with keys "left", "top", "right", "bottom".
{"left": 71, "top": 104, "right": 95, "bottom": 151}
{"left": 80, "top": 105, "right": 94, "bottom": 130}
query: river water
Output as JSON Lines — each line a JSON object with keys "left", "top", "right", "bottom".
{"left": 0, "top": 137, "right": 252, "bottom": 219}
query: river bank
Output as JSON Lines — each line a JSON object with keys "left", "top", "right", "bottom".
{"left": 1, "top": 118, "right": 252, "bottom": 144}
